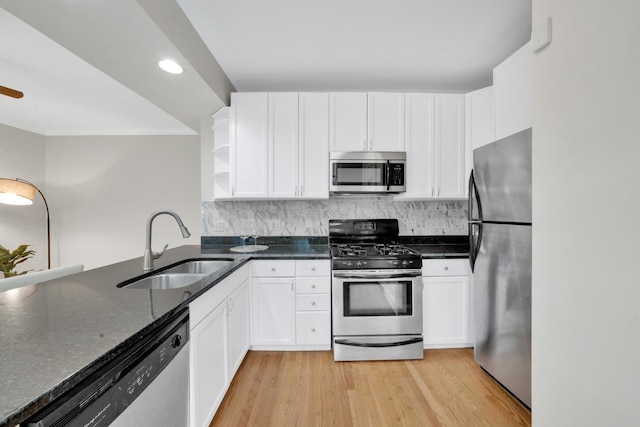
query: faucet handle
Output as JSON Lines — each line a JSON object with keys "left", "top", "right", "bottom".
{"left": 153, "top": 244, "right": 169, "bottom": 260}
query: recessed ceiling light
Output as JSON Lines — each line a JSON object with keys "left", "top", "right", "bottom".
{"left": 158, "top": 59, "right": 183, "bottom": 74}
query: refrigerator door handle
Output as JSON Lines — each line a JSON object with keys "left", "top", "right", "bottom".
{"left": 468, "top": 170, "right": 483, "bottom": 221}
{"left": 468, "top": 170, "right": 483, "bottom": 272}
{"left": 468, "top": 221, "right": 483, "bottom": 272}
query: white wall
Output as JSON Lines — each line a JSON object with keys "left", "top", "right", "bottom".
{"left": 532, "top": 2, "right": 640, "bottom": 426}
{"left": 0, "top": 124, "right": 48, "bottom": 271}
{"left": 45, "top": 135, "right": 201, "bottom": 270}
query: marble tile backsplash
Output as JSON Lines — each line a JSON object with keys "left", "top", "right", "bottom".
{"left": 201, "top": 197, "right": 467, "bottom": 236}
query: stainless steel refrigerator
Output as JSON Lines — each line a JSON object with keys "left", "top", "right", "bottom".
{"left": 469, "top": 128, "right": 532, "bottom": 408}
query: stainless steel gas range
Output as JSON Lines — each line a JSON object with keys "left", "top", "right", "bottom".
{"left": 329, "top": 219, "right": 424, "bottom": 361}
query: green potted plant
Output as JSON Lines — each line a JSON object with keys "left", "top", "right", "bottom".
{"left": 0, "top": 244, "right": 36, "bottom": 278}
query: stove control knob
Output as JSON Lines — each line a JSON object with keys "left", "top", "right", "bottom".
{"left": 356, "top": 261, "right": 362, "bottom": 267}
{"left": 346, "top": 261, "right": 353, "bottom": 267}
{"left": 392, "top": 260, "right": 399, "bottom": 267}
{"left": 402, "top": 260, "right": 409, "bottom": 267}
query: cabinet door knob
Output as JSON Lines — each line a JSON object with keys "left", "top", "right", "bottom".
{"left": 271, "top": 267, "right": 276, "bottom": 271}
{"left": 311, "top": 284, "right": 316, "bottom": 289}
{"left": 311, "top": 301, "right": 316, "bottom": 306}
{"left": 311, "top": 328, "right": 316, "bottom": 332}
{"left": 311, "top": 267, "right": 316, "bottom": 271}
{"left": 444, "top": 266, "right": 449, "bottom": 270}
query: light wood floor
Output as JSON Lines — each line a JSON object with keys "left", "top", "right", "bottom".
{"left": 210, "top": 349, "right": 531, "bottom": 427}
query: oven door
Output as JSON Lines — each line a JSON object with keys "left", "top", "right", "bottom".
{"left": 332, "top": 270, "right": 422, "bottom": 336}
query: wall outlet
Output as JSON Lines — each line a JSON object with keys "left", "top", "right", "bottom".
{"left": 212, "top": 220, "right": 225, "bottom": 232}
{"left": 268, "top": 219, "right": 281, "bottom": 231}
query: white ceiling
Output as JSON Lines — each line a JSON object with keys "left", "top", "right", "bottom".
{"left": 177, "top": 0, "right": 532, "bottom": 92}
{"left": 0, "top": 0, "right": 531, "bottom": 136}
{"left": 0, "top": 7, "right": 195, "bottom": 136}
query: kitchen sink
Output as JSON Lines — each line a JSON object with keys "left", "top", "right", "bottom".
{"left": 119, "top": 258, "right": 234, "bottom": 290}
{"left": 123, "top": 273, "right": 205, "bottom": 290}
{"left": 162, "top": 260, "right": 232, "bottom": 276}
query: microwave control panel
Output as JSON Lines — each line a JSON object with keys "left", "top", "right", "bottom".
{"left": 388, "top": 164, "right": 405, "bottom": 185}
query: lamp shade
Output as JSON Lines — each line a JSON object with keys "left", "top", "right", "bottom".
{"left": 0, "top": 178, "right": 36, "bottom": 205}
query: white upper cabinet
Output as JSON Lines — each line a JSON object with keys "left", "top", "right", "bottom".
{"left": 398, "top": 93, "right": 435, "bottom": 200}
{"left": 299, "top": 92, "right": 329, "bottom": 199}
{"left": 434, "top": 93, "right": 466, "bottom": 199}
{"left": 397, "top": 93, "right": 466, "bottom": 200}
{"left": 465, "top": 86, "right": 494, "bottom": 198}
{"left": 329, "top": 92, "right": 367, "bottom": 151}
{"left": 494, "top": 42, "right": 532, "bottom": 140}
{"left": 465, "top": 86, "right": 495, "bottom": 151}
{"left": 230, "top": 92, "right": 329, "bottom": 200}
{"left": 330, "top": 92, "right": 405, "bottom": 152}
{"left": 230, "top": 92, "right": 269, "bottom": 198}
{"left": 367, "top": 92, "right": 405, "bottom": 151}
{"left": 269, "top": 92, "right": 299, "bottom": 198}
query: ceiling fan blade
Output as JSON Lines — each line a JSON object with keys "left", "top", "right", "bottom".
{"left": 0, "top": 85, "right": 24, "bottom": 99}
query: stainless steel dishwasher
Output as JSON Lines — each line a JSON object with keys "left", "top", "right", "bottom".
{"left": 22, "top": 309, "right": 189, "bottom": 427}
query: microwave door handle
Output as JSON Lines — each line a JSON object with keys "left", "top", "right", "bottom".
{"left": 386, "top": 160, "right": 391, "bottom": 191}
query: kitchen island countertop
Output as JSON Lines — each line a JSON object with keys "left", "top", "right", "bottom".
{"left": 0, "top": 242, "right": 328, "bottom": 427}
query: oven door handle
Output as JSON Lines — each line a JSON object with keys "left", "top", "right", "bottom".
{"left": 334, "top": 337, "right": 423, "bottom": 348}
{"left": 333, "top": 271, "right": 421, "bottom": 279}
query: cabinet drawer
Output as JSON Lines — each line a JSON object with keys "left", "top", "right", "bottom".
{"left": 295, "top": 260, "right": 330, "bottom": 276}
{"left": 296, "top": 294, "right": 331, "bottom": 311}
{"left": 252, "top": 260, "right": 295, "bottom": 277}
{"left": 296, "top": 277, "right": 330, "bottom": 294}
{"left": 422, "top": 259, "right": 469, "bottom": 276}
{"left": 296, "top": 311, "right": 331, "bottom": 345}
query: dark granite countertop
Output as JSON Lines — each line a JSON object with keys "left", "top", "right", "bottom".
{"left": 201, "top": 236, "right": 330, "bottom": 258}
{"left": 399, "top": 235, "right": 469, "bottom": 259}
{"left": 0, "top": 242, "right": 328, "bottom": 427}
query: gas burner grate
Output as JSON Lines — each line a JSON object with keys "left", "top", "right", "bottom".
{"left": 334, "top": 244, "right": 367, "bottom": 256}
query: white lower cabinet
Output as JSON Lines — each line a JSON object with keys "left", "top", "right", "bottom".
{"left": 189, "top": 264, "right": 250, "bottom": 427}
{"left": 252, "top": 276, "right": 296, "bottom": 346}
{"left": 252, "top": 259, "right": 331, "bottom": 350}
{"left": 190, "top": 301, "right": 227, "bottom": 427}
{"left": 227, "top": 279, "right": 251, "bottom": 375}
{"left": 294, "top": 265, "right": 331, "bottom": 349}
{"left": 422, "top": 259, "right": 472, "bottom": 348}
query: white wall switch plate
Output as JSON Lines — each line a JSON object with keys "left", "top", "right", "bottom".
{"left": 532, "top": 17, "right": 552, "bottom": 52}
{"left": 268, "top": 219, "right": 281, "bottom": 231}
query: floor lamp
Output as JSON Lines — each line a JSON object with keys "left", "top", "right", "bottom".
{"left": 0, "top": 178, "right": 51, "bottom": 269}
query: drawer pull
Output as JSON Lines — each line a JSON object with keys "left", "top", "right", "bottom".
{"left": 311, "top": 267, "right": 316, "bottom": 271}
{"left": 311, "top": 328, "right": 316, "bottom": 332}
{"left": 311, "top": 284, "right": 316, "bottom": 289}
{"left": 444, "top": 266, "right": 449, "bottom": 270}
{"left": 271, "top": 267, "right": 276, "bottom": 271}
{"left": 311, "top": 301, "right": 316, "bottom": 306}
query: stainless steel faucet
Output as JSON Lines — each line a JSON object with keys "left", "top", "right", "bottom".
{"left": 143, "top": 210, "right": 191, "bottom": 271}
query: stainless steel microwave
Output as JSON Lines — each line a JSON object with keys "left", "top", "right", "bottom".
{"left": 330, "top": 151, "right": 406, "bottom": 194}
